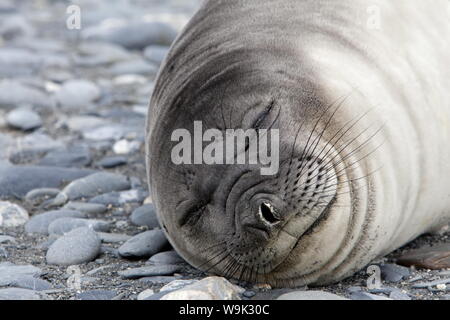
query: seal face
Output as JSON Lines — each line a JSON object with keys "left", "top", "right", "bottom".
{"left": 147, "top": 0, "right": 450, "bottom": 287}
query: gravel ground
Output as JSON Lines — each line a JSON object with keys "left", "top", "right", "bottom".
{"left": 0, "top": 0, "right": 449, "bottom": 301}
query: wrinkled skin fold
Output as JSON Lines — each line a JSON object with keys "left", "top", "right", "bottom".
{"left": 146, "top": 0, "right": 450, "bottom": 287}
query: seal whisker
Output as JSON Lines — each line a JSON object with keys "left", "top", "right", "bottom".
{"left": 296, "top": 93, "right": 352, "bottom": 178}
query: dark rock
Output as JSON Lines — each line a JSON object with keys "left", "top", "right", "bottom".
{"left": 396, "top": 243, "right": 450, "bottom": 269}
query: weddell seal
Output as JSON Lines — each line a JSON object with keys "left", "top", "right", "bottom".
{"left": 146, "top": 0, "right": 450, "bottom": 287}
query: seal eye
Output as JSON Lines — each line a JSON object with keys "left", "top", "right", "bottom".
{"left": 259, "top": 202, "right": 280, "bottom": 225}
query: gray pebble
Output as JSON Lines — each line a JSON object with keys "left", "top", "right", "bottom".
{"left": 118, "top": 229, "right": 170, "bottom": 259}
{"left": 54, "top": 79, "right": 101, "bottom": 109}
{"left": 6, "top": 107, "right": 42, "bottom": 131}
{"left": 0, "top": 80, "right": 51, "bottom": 109}
{"left": 76, "top": 289, "right": 117, "bottom": 300}
{"left": 96, "top": 156, "right": 127, "bottom": 168}
{"left": 118, "top": 265, "right": 182, "bottom": 279}
{"left": 147, "top": 250, "right": 184, "bottom": 265}
{"left": 25, "top": 188, "right": 60, "bottom": 203}
{"left": 138, "top": 276, "right": 181, "bottom": 286}
{"left": 110, "top": 59, "right": 158, "bottom": 76}
{"left": 389, "top": 290, "right": 411, "bottom": 300}
{"left": 143, "top": 45, "right": 169, "bottom": 65}
{"left": 0, "top": 164, "right": 93, "bottom": 198}
{"left": 25, "top": 209, "right": 86, "bottom": 235}
{"left": 10, "top": 276, "right": 52, "bottom": 291}
{"left": 82, "top": 21, "right": 177, "bottom": 50}
{"left": 48, "top": 217, "right": 111, "bottom": 235}
{"left": 63, "top": 202, "right": 107, "bottom": 214}
{"left": 0, "top": 263, "right": 42, "bottom": 286}
{"left": 38, "top": 146, "right": 91, "bottom": 168}
{"left": 350, "top": 291, "right": 392, "bottom": 300}
{"left": 46, "top": 227, "right": 101, "bottom": 266}
{"left": 55, "top": 172, "right": 130, "bottom": 202}
{"left": 412, "top": 278, "right": 450, "bottom": 289}
{"left": 0, "top": 288, "right": 49, "bottom": 300}
{"left": 277, "top": 290, "right": 348, "bottom": 300}
{"left": 89, "top": 189, "right": 148, "bottom": 206}
{"left": 0, "top": 235, "right": 15, "bottom": 243}
{"left": 380, "top": 263, "right": 411, "bottom": 282}
{"left": 131, "top": 203, "right": 159, "bottom": 228}
{"left": 0, "top": 201, "right": 29, "bottom": 227}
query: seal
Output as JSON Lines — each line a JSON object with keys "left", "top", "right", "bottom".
{"left": 146, "top": 0, "right": 450, "bottom": 287}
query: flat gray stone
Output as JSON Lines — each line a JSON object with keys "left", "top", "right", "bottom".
{"left": 411, "top": 278, "right": 450, "bottom": 289}
{"left": 9, "top": 276, "right": 52, "bottom": 291}
{"left": 147, "top": 250, "right": 184, "bottom": 265}
{"left": 0, "top": 288, "right": 49, "bottom": 300}
{"left": 55, "top": 172, "right": 130, "bottom": 202}
{"left": 0, "top": 235, "right": 16, "bottom": 243}
{"left": 0, "top": 80, "right": 51, "bottom": 109}
{"left": 46, "top": 227, "right": 101, "bottom": 266}
{"left": 0, "top": 164, "right": 94, "bottom": 198}
{"left": 38, "top": 146, "right": 91, "bottom": 168}
{"left": 89, "top": 189, "right": 147, "bottom": 206}
{"left": 96, "top": 156, "right": 127, "bottom": 168}
{"left": 118, "top": 265, "right": 182, "bottom": 279}
{"left": 64, "top": 202, "right": 107, "bottom": 214}
{"left": 0, "top": 264, "right": 42, "bottom": 286}
{"left": 138, "top": 276, "right": 181, "bottom": 286}
{"left": 350, "top": 291, "right": 392, "bottom": 300}
{"left": 48, "top": 218, "right": 111, "bottom": 235}
{"left": 76, "top": 289, "right": 117, "bottom": 300}
{"left": 118, "top": 229, "right": 170, "bottom": 259}
{"left": 380, "top": 263, "right": 411, "bottom": 282}
{"left": 277, "top": 290, "right": 349, "bottom": 300}
{"left": 82, "top": 21, "right": 177, "bottom": 50}
{"left": 25, "top": 209, "right": 86, "bottom": 234}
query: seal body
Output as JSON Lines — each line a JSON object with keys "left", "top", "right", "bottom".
{"left": 146, "top": 0, "right": 450, "bottom": 287}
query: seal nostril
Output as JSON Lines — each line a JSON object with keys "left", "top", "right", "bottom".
{"left": 259, "top": 202, "right": 280, "bottom": 225}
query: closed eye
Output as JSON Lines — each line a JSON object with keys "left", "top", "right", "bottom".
{"left": 179, "top": 201, "right": 208, "bottom": 227}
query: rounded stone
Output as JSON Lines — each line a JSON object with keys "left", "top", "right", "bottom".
{"left": 0, "top": 201, "right": 29, "bottom": 227}
{"left": 46, "top": 227, "right": 101, "bottom": 266}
